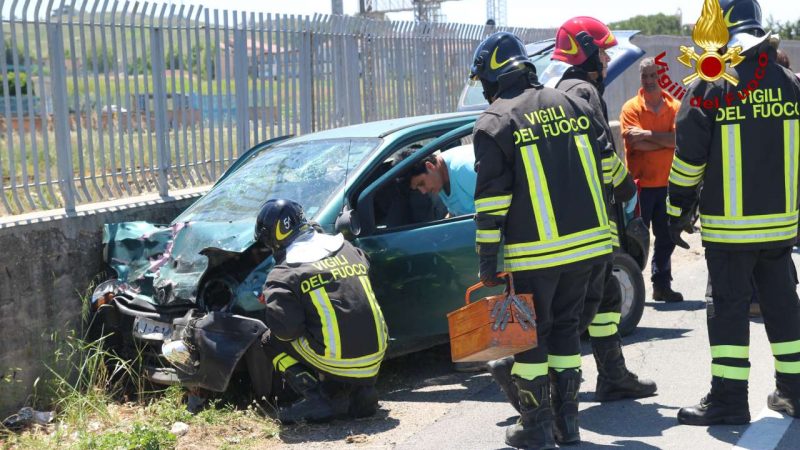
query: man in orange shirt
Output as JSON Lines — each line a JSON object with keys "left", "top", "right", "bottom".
{"left": 621, "top": 57, "right": 683, "bottom": 302}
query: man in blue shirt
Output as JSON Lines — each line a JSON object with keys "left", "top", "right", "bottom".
{"left": 397, "top": 144, "right": 477, "bottom": 217}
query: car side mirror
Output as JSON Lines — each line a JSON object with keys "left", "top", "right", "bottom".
{"left": 335, "top": 206, "right": 361, "bottom": 240}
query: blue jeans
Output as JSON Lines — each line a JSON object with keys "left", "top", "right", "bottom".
{"left": 639, "top": 187, "right": 676, "bottom": 289}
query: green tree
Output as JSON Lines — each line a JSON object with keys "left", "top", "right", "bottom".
{"left": 3, "top": 38, "right": 27, "bottom": 66}
{"left": 766, "top": 15, "right": 800, "bottom": 40}
{"left": 85, "top": 47, "right": 116, "bottom": 73}
{"left": 609, "top": 13, "right": 683, "bottom": 36}
{"left": 0, "top": 72, "right": 34, "bottom": 96}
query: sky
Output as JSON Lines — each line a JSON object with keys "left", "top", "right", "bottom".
{"left": 2, "top": 0, "right": 798, "bottom": 28}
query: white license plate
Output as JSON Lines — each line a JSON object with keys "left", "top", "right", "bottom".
{"left": 132, "top": 317, "right": 172, "bottom": 341}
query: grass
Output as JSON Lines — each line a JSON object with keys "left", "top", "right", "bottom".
{"left": 0, "top": 292, "right": 280, "bottom": 449}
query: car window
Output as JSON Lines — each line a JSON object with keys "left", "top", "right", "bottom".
{"left": 461, "top": 49, "right": 556, "bottom": 108}
{"left": 176, "top": 138, "right": 379, "bottom": 224}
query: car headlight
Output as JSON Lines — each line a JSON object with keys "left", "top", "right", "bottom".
{"left": 91, "top": 279, "right": 121, "bottom": 310}
{"left": 162, "top": 340, "right": 199, "bottom": 375}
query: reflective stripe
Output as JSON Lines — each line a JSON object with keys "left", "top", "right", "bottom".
{"left": 669, "top": 171, "right": 700, "bottom": 187}
{"left": 589, "top": 324, "right": 617, "bottom": 337}
{"left": 310, "top": 288, "right": 341, "bottom": 360}
{"left": 511, "top": 362, "right": 549, "bottom": 380}
{"left": 611, "top": 163, "right": 627, "bottom": 187}
{"left": 475, "top": 194, "right": 512, "bottom": 213}
{"left": 548, "top": 354, "right": 581, "bottom": 369}
{"left": 575, "top": 134, "right": 608, "bottom": 226}
{"left": 476, "top": 229, "right": 502, "bottom": 243}
{"left": 359, "top": 276, "right": 388, "bottom": 354}
{"left": 521, "top": 144, "right": 558, "bottom": 240}
{"left": 593, "top": 312, "right": 621, "bottom": 324}
{"left": 272, "top": 353, "right": 299, "bottom": 372}
{"left": 672, "top": 155, "right": 706, "bottom": 176}
{"left": 772, "top": 340, "right": 800, "bottom": 356}
{"left": 701, "top": 225, "right": 798, "bottom": 244}
{"left": 701, "top": 211, "right": 798, "bottom": 228}
{"left": 785, "top": 119, "right": 799, "bottom": 213}
{"left": 504, "top": 226, "right": 610, "bottom": 258}
{"left": 602, "top": 154, "right": 626, "bottom": 187}
{"left": 610, "top": 221, "right": 619, "bottom": 247}
{"left": 721, "top": 124, "right": 743, "bottom": 217}
{"left": 292, "top": 341, "right": 382, "bottom": 378}
{"left": 711, "top": 345, "right": 749, "bottom": 359}
{"left": 505, "top": 241, "right": 612, "bottom": 272}
{"left": 712, "top": 363, "right": 750, "bottom": 380}
{"left": 666, "top": 196, "right": 682, "bottom": 217}
{"left": 776, "top": 360, "right": 800, "bottom": 374}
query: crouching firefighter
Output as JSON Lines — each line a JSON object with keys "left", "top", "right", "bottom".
{"left": 254, "top": 199, "right": 389, "bottom": 423}
{"left": 471, "top": 32, "right": 615, "bottom": 449}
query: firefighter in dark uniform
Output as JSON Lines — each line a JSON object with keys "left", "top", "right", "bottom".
{"left": 471, "top": 32, "right": 616, "bottom": 449}
{"left": 255, "top": 199, "right": 388, "bottom": 423}
{"left": 669, "top": 0, "right": 800, "bottom": 425}
{"left": 552, "top": 15, "right": 657, "bottom": 401}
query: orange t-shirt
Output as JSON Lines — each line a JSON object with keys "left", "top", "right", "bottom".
{"left": 619, "top": 89, "right": 681, "bottom": 188}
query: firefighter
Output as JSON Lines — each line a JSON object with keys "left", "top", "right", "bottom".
{"left": 669, "top": 0, "right": 800, "bottom": 425}
{"left": 552, "top": 15, "right": 657, "bottom": 402}
{"left": 255, "top": 199, "right": 388, "bottom": 423}
{"left": 471, "top": 31, "right": 616, "bottom": 449}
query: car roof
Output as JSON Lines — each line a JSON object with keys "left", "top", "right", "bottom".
{"left": 283, "top": 111, "right": 479, "bottom": 143}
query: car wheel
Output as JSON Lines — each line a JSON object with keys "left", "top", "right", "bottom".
{"left": 612, "top": 252, "right": 645, "bottom": 337}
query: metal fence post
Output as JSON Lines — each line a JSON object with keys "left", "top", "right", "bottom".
{"left": 299, "top": 21, "right": 313, "bottom": 133}
{"left": 46, "top": 22, "right": 77, "bottom": 214}
{"left": 233, "top": 26, "right": 249, "bottom": 154}
{"left": 150, "top": 26, "right": 170, "bottom": 197}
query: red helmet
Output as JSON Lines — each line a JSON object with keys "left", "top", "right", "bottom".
{"left": 552, "top": 16, "right": 617, "bottom": 66}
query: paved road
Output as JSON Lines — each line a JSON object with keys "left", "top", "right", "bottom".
{"left": 278, "top": 233, "right": 800, "bottom": 449}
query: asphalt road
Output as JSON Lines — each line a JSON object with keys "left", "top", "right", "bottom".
{"left": 277, "top": 232, "right": 800, "bottom": 449}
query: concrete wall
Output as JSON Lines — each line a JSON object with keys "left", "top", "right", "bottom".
{"left": 0, "top": 188, "right": 205, "bottom": 415}
{"left": 604, "top": 35, "right": 800, "bottom": 123}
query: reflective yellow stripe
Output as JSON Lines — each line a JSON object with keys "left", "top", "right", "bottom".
{"left": 672, "top": 155, "right": 706, "bottom": 176}
{"left": 712, "top": 363, "right": 750, "bottom": 380}
{"left": 475, "top": 194, "right": 512, "bottom": 213}
{"left": 292, "top": 341, "right": 382, "bottom": 378}
{"left": 603, "top": 154, "right": 628, "bottom": 188}
{"left": 548, "top": 354, "right": 581, "bottom": 370}
{"left": 772, "top": 340, "right": 800, "bottom": 356}
{"left": 359, "top": 276, "right": 388, "bottom": 354}
{"left": 504, "top": 226, "right": 610, "bottom": 257}
{"left": 505, "top": 240, "right": 612, "bottom": 272}
{"left": 701, "top": 223, "right": 798, "bottom": 244}
{"left": 511, "top": 362, "right": 549, "bottom": 380}
{"left": 701, "top": 211, "right": 798, "bottom": 228}
{"left": 610, "top": 221, "right": 619, "bottom": 247}
{"left": 666, "top": 196, "right": 682, "bottom": 217}
{"left": 521, "top": 144, "right": 558, "bottom": 240}
{"left": 775, "top": 360, "right": 800, "bottom": 374}
{"left": 785, "top": 119, "right": 799, "bottom": 213}
{"left": 310, "top": 288, "right": 341, "bottom": 360}
{"left": 476, "top": 229, "right": 502, "bottom": 243}
{"left": 721, "top": 124, "right": 743, "bottom": 217}
{"left": 669, "top": 171, "right": 700, "bottom": 187}
{"left": 574, "top": 134, "right": 608, "bottom": 226}
{"left": 710, "top": 345, "right": 749, "bottom": 359}
{"left": 272, "top": 353, "right": 299, "bottom": 372}
{"left": 589, "top": 323, "right": 617, "bottom": 337}
{"left": 593, "top": 312, "right": 621, "bottom": 324}
{"left": 611, "top": 163, "right": 628, "bottom": 187}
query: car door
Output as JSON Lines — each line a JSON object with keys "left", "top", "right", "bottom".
{"left": 352, "top": 123, "right": 492, "bottom": 355}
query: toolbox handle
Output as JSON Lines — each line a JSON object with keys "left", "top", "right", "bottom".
{"left": 464, "top": 272, "right": 514, "bottom": 305}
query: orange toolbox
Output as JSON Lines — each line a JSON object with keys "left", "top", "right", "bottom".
{"left": 447, "top": 273, "right": 538, "bottom": 363}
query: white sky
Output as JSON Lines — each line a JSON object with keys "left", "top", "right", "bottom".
{"left": 168, "top": 0, "right": 798, "bottom": 28}
{"left": 2, "top": 0, "right": 798, "bottom": 28}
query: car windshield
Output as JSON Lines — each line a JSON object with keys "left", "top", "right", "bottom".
{"left": 176, "top": 138, "right": 379, "bottom": 223}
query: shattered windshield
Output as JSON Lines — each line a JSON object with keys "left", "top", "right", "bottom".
{"left": 177, "top": 138, "right": 379, "bottom": 224}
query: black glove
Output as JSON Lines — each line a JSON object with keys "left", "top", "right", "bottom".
{"left": 668, "top": 215, "right": 691, "bottom": 250}
{"left": 479, "top": 255, "right": 503, "bottom": 287}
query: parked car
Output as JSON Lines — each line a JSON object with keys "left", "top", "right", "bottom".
{"left": 91, "top": 33, "right": 648, "bottom": 397}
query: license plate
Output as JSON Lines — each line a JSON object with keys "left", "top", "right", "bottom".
{"left": 132, "top": 317, "right": 172, "bottom": 341}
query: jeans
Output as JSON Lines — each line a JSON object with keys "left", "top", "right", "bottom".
{"left": 639, "top": 187, "right": 676, "bottom": 288}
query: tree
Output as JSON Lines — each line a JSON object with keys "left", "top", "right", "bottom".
{"left": 766, "top": 15, "right": 800, "bottom": 41}
{"left": 3, "top": 38, "right": 27, "bottom": 66}
{"left": 0, "top": 72, "right": 34, "bottom": 96}
{"left": 609, "top": 13, "right": 684, "bottom": 36}
{"left": 85, "top": 47, "right": 116, "bottom": 73}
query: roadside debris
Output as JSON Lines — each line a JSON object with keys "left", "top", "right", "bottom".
{"left": 1, "top": 407, "right": 55, "bottom": 431}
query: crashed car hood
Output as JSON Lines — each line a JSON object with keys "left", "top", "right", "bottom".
{"left": 103, "top": 218, "right": 257, "bottom": 304}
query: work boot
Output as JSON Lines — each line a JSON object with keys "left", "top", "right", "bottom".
{"left": 505, "top": 375, "right": 557, "bottom": 450}
{"left": 653, "top": 285, "right": 684, "bottom": 302}
{"left": 767, "top": 379, "right": 800, "bottom": 418}
{"left": 678, "top": 377, "right": 750, "bottom": 426}
{"left": 488, "top": 357, "right": 520, "bottom": 413}
{"left": 348, "top": 385, "right": 379, "bottom": 418}
{"left": 593, "top": 336, "right": 657, "bottom": 401}
{"left": 550, "top": 369, "right": 582, "bottom": 445}
{"left": 278, "top": 366, "right": 349, "bottom": 424}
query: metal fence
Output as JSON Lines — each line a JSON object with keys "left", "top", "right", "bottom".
{"left": 0, "top": 0, "right": 553, "bottom": 216}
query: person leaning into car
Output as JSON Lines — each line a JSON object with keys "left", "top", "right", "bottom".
{"left": 254, "top": 199, "right": 388, "bottom": 424}
{"left": 470, "top": 31, "right": 618, "bottom": 449}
